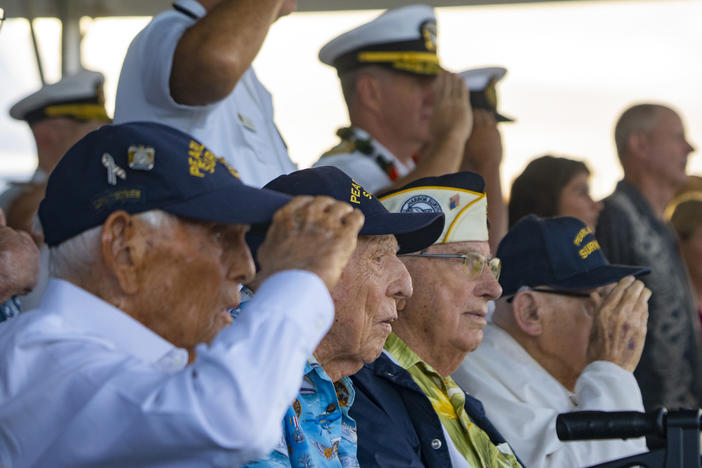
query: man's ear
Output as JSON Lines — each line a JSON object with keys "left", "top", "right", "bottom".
{"left": 512, "top": 291, "right": 543, "bottom": 336}
{"left": 626, "top": 130, "right": 650, "bottom": 161}
{"left": 100, "top": 210, "right": 144, "bottom": 295}
{"left": 356, "top": 72, "right": 383, "bottom": 116}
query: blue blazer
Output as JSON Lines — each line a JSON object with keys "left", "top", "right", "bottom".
{"left": 350, "top": 352, "right": 523, "bottom": 467}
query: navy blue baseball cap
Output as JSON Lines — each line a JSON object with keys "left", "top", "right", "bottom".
{"left": 39, "top": 122, "right": 292, "bottom": 247}
{"left": 262, "top": 166, "right": 445, "bottom": 254}
{"left": 498, "top": 215, "right": 650, "bottom": 296}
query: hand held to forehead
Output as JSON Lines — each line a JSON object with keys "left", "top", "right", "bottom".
{"left": 587, "top": 276, "right": 651, "bottom": 372}
{"left": 429, "top": 71, "right": 472, "bottom": 142}
{"left": 463, "top": 110, "right": 502, "bottom": 170}
{"left": 0, "top": 222, "right": 41, "bottom": 302}
{"left": 255, "top": 196, "right": 364, "bottom": 291}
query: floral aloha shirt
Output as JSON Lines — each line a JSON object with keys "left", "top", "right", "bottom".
{"left": 243, "top": 357, "right": 360, "bottom": 468}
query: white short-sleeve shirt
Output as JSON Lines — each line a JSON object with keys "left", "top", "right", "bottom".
{"left": 114, "top": 0, "right": 297, "bottom": 188}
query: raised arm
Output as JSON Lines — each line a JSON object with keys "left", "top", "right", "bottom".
{"left": 170, "top": 0, "right": 291, "bottom": 105}
{"left": 388, "top": 71, "right": 472, "bottom": 190}
{"left": 460, "top": 110, "right": 507, "bottom": 253}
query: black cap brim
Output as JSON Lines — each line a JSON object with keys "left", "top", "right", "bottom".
{"left": 495, "top": 111, "right": 515, "bottom": 123}
{"left": 161, "top": 185, "right": 291, "bottom": 226}
{"left": 545, "top": 264, "right": 651, "bottom": 291}
{"left": 361, "top": 211, "right": 444, "bottom": 254}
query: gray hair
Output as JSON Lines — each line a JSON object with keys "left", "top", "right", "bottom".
{"left": 50, "top": 210, "right": 176, "bottom": 282}
{"left": 339, "top": 69, "right": 361, "bottom": 107}
{"left": 339, "top": 65, "right": 389, "bottom": 108}
{"left": 613, "top": 103, "right": 667, "bottom": 160}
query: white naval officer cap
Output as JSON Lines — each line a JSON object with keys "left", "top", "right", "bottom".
{"left": 9, "top": 69, "right": 111, "bottom": 124}
{"left": 319, "top": 4, "right": 441, "bottom": 76}
{"left": 459, "top": 66, "right": 514, "bottom": 122}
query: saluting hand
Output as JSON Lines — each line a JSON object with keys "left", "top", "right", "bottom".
{"left": 0, "top": 209, "right": 40, "bottom": 303}
{"left": 254, "top": 196, "right": 364, "bottom": 292}
{"left": 587, "top": 276, "right": 651, "bottom": 372}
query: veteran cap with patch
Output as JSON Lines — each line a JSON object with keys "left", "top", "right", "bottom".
{"left": 10, "top": 69, "right": 111, "bottom": 124}
{"left": 379, "top": 172, "right": 488, "bottom": 245}
{"left": 262, "top": 166, "right": 444, "bottom": 254}
{"left": 459, "top": 66, "right": 514, "bottom": 122}
{"left": 39, "top": 122, "right": 292, "bottom": 246}
{"left": 497, "top": 215, "right": 649, "bottom": 296}
{"left": 319, "top": 4, "right": 441, "bottom": 76}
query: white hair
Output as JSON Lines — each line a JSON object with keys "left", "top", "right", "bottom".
{"left": 50, "top": 209, "right": 176, "bottom": 282}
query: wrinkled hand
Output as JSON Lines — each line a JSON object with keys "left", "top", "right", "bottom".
{"left": 429, "top": 71, "right": 472, "bottom": 144}
{"left": 462, "top": 110, "right": 502, "bottom": 171}
{"left": 254, "top": 196, "right": 364, "bottom": 292}
{"left": 587, "top": 276, "right": 651, "bottom": 372}
{"left": 0, "top": 209, "right": 40, "bottom": 302}
{"left": 6, "top": 182, "right": 46, "bottom": 245}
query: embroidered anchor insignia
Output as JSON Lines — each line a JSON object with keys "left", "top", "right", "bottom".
{"left": 102, "top": 153, "right": 126, "bottom": 185}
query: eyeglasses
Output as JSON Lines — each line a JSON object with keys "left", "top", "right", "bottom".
{"left": 400, "top": 251, "right": 501, "bottom": 280}
{"left": 506, "top": 287, "right": 593, "bottom": 303}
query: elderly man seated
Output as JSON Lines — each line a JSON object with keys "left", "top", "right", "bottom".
{"left": 243, "top": 166, "right": 444, "bottom": 467}
{"left": 0, "top": 122, "right": 366, "bottom": 467}
{"left": 453, "top": 215, "right": 651, "bottom": 468}
{"left": 350, "top": 172, "right": 522, "bottom": 467}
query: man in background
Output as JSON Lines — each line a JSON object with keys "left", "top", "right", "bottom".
{"left": 5, "top": 69, "right": 110, "bottom": 230}
{"left": 314, "top": 5, "right": 473, "bottom": 194}
{"left": 597, "top": 103, "right": 702, "bottom": 412}
{"left": 5, "top": 69, "right": 110, "bottom": 310}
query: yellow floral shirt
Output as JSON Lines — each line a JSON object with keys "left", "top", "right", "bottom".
{"left": 384, "top": 333, "right": 522, "bottom": 468}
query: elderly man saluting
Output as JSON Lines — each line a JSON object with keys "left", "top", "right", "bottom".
{"left": 0, "top": 122, "right": 365, "bottom": 467}
{"left": 453, "top": 215, "right": 651, "bottom": 468}
{"left": 243, "top": 166, "right": 444, "bottom": 467}
{"left": 350, "top": 172, "right": 522, "bottom": 467}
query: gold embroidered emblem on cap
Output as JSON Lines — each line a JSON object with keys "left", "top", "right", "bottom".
{"left": 92, "top": 189, "right": 142, "bottom": 209}
{"left": 44, "top": 103, "right": 110, "bottom": 122}
{"left": 128, "top": 145, "right": 155, "bottom": 171}
{"left": 485, "top": 77, "right": 498, "bottom": 108}
{"left": 216, "top": 157, "right": 241, "bottom": 179}
{"left": 357, "top": 51, "right": 440, "bottom": 75}
{"left": 573, "top": 227, "right": 592, "bottom": 246}
{"left": 188, "top": 140, "right": 216, "bottom": 178}
{"left": 421, "top": 20, "right": 437, "bottom": 52}
{"left": 579, "top": 240, "right": 601, "bottom": 259}
{"left": 350, "top": 180, "right": 373, "bottom": 204}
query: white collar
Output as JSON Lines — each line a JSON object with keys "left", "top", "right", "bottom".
{"left": 40, "top": 279, "right": 182, "bottom": 365}
{"left": 350, "top": 126, "right": 414, "bottom": 172}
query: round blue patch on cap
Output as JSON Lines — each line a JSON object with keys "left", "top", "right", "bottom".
{"left": 400, "top": 194, "right": 442, "bottom": 213}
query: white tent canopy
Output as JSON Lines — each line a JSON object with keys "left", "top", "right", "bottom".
{"left": 3, "top": 0, "right": 591, "bottom": 18}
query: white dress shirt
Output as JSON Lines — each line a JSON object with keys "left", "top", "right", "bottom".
{"left": 452, "top": 323, "right": 647, "bottom": 468}
{"left": 0, "top": 271, "right": 333, "bottom": 468}
{"left": 114, "top": 0, "right": 297, "bottom": 188}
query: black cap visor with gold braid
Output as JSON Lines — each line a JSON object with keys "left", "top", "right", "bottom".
{"left": 332, "top": 20, "right": 440, "bottom": 76}
{"left": 24, "top": 97, "right": 111, "bottom": 125}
